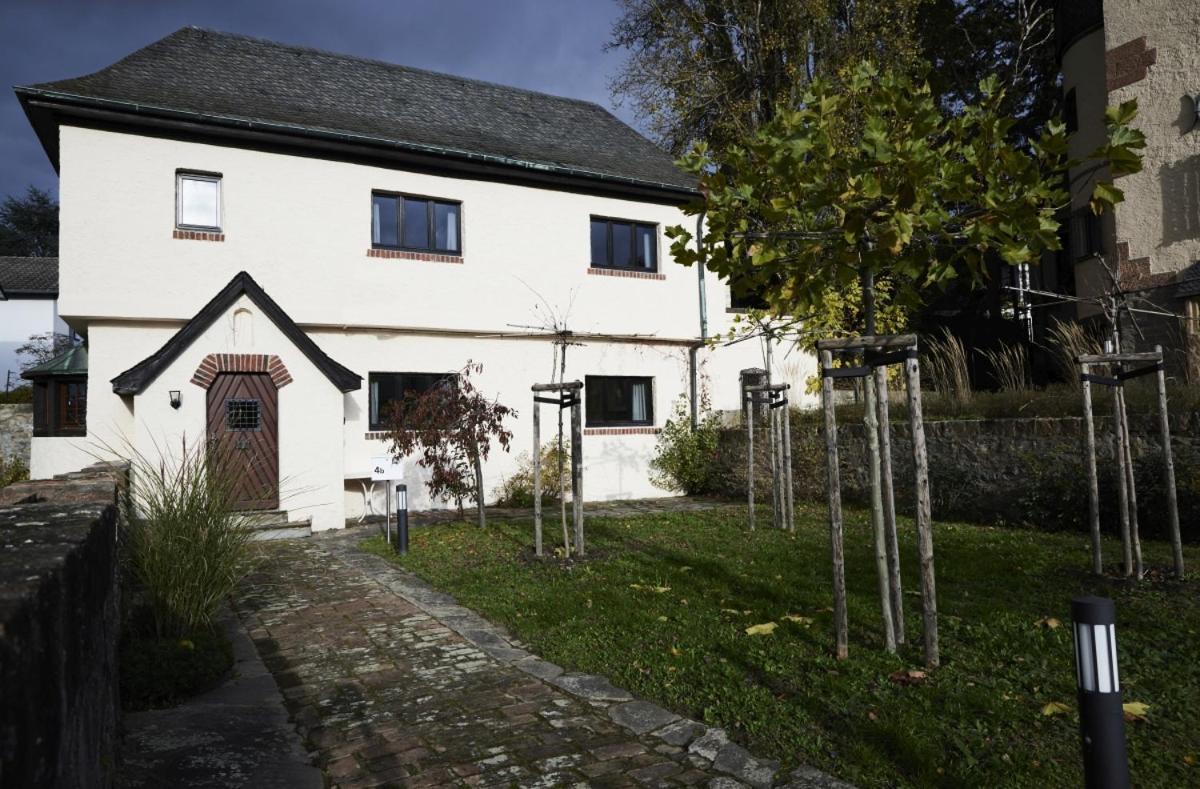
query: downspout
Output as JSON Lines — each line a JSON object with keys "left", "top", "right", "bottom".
{"left": 691, "top": 210, "right": 708, "bottom": 429}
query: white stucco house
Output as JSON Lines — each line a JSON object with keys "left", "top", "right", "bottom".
{"left": 14, "top": 27, "right": 799, "bottom": 533}
{"left": 0, "top": 256, "right": 68, "bottom": 390}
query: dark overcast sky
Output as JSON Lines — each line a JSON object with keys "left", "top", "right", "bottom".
{"left": 0, "top": 0, "right": 633, "bottom": 201}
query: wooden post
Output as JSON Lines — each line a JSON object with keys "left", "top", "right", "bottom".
{"left": 820, "top": 350, "right": 848, "bottom": 660}
{"left": 746, "top": 389, "right": 756, "bottom": 531}
{"left": 1111, "top": 378, "right": 1133, "bottom": 577}
{"left": 904, "top": 352, "right": 939, "bottom": 668}
{"left": 1117, "top": 385, "right": 1143, "bottom": 579}
{"left": 773, "top": 397, "right": 785, "bottom": 528}
{"left": 1080, "top": 363, "right": 1102, "bottom": 575}
{"left": 875, "top": 365, "right": 904, "bottom": 643}
{"left": 571, "top": 399, "right": 584, "bottom": 557}
{"left": 1154, "top": 346, "right": 1184, "bottom": 576}
{"left": 863, "top": 369, "right": 896, "bottom": 652}
{"left": 782, "top": 389, "right": 795, "bottom": 533}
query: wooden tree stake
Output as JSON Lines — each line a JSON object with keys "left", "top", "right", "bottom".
{"left": 782, "top": 395, "right": 795, "bottom": 532}
{"left": 746, "top": 388, "right": 756, "bottom": 531}
{"left": 571, "top": 398, "right": 584, "bottom": 557}
{"left": 532, "top": 399, "right": 543, "bottom": 557}
{"left": 1080, "top": 363, "right": 1102, "bottom": 575}
{"left": 1154, "top": 346, "right": 1184, "bottom": 576}
{"left": 875, "top": 365, "right": 904, "bottom": 643}
{"left": 1111, "top": 379, "right": 1133, "bottom": 577}
{"left": 863, "top": 370, "right": 896, "bottom": 652}
{"left": 1116, "top": 384, "right": 1142, "bottom": 578}
{"left": 903, "top": 352, "right": 939, "bottom": 668}
{"left": 820, "top": 349, "right": 849, "bottom": 660}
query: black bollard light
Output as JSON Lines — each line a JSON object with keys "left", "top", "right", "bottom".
{"left": 1071, "top": 595, "right": 1130, "bottom": 789}
{"left": 395, "top": 483, "right": 409, "bottom": 555}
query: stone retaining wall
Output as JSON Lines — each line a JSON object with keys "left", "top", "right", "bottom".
{"left": 0, "top": 463, "right": 123, "bottom": 788}
{"left": 712, "top": 414, "right": 1200, "bottom": 539}
{"left": 0, "top": 403, "right": 33, "bottom": 466}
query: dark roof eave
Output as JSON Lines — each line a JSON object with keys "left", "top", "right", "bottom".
{"left": 16, "top": 87, "right": 701, "bottom": 203}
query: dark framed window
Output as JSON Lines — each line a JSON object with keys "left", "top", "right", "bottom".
{"left": 1063, "top": 88, "right": 1079, "bottom": 135}
{"left": 1070, "top": 208, "right": 1103, "bottom": 261}
{"left": 372, "top": 192, "right": 461, "bottom": 253}
{"left": 585, "top": 376, "right": 654, "bottom": 427}
{"left": 590, "top": 217, "right": 657, "bottom": 271}
{"left": 32, "top": 377, "right": 87, "bottom": 437}
{"left": 368, "top": 372, "right": 456, "bottom": 430}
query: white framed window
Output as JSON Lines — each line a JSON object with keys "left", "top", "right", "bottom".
{"left": 176, "top": 172, "right": 222, "bottom": 231}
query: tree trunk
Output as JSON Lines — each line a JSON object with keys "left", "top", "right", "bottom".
{"left": 1080, "top": 364, "right": 1103, "bottom": 575}
{"left": 820, "top": 349, "right": 849, "bottom": 660}
{"left": 473, "top": 447, "right": 485, "bottom": 529}
{"left": 875, "top": 365, "right": 904, "bottom": 643}
{"left": 571, "top": 399, "right": 584, "bottom": 557}
{"left": 864, "top": 370, "right": 896, "bottom": 652}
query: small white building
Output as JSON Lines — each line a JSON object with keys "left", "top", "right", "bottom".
{"left": 0, "top": 256, "right": 67, "bottom": 390}
{"left": 15, "top": 27, "right": 806, "bottom": 532}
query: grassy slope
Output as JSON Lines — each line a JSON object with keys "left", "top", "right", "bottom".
{"left": 363, "top": 505, "right": 1198, "bottom": 788}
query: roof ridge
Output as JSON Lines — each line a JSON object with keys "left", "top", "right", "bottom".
{"left": 152, "top": 26, "right": 613, "bottom": 114}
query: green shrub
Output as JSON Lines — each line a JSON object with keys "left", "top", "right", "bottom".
{"left": 120, "top": 439, "right": 256, "bottom": 638}
{"left": 0, "top": 386, "right": 33, "bottom": 404}
{"left": 0, "top": 455, "right": 29, "bottom": 488}
{"left": 650, "top": 398, "right": 723, "bottom": 495}
{"left": 493, "top": 440, "right": 571, "bottom": 507}
{"left": 119, "top": 626, "right": 233, "bottom": 710}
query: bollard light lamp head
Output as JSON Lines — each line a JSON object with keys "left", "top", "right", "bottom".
{"left": 1071, "top": 595, "right": 1120, "bottom": 694}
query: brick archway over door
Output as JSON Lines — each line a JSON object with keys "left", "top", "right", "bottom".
{"left": 191, "top": 353, "right": 293, "bottom": 389}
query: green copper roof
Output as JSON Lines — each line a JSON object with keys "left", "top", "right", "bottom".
{"left": 22, "top": 345, "right": 87, "bottom": 379}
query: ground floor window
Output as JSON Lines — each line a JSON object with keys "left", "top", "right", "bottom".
{"left": 368, "top": 372, "right": 455, "bottom": 430}
{"left": 32, "top": 377, "right": 87, "bottom": 437}
{"left": 585, "top": 376, "right": 653, "bottom": 427}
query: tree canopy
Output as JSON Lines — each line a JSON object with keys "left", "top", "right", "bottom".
{"left": 0, "top": 187, "right": 58, "bottom": 257}
{"left": 665, "top": 64, "right": 1144, "bottom": 337}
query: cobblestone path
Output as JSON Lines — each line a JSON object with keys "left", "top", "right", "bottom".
{"left": 234, "top": 537, "right": 850, "bottom": 789}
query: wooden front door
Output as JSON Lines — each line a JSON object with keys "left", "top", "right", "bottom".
{"left": 206, "top": 373, "right": 279, "bottom": 510}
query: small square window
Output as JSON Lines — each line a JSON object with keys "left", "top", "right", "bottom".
{"left": 177, "top": 172, "right": 222, "bottom": 231}
{"left": 226, "top": 399, "right": 261, "bottom": 431}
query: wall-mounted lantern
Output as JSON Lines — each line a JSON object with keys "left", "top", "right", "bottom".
{"left": 1071, "top": 595, "right": 1130, "bottom": 788}
{"left": 169, "top": 390, "right": 182, "bottom": 410}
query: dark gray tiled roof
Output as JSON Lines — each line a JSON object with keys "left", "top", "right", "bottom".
{"left": 0, "top": 257, "right": 58, "bottom": 296}
{"left": 27, "top": 27, "right": 695, "bottom": 193}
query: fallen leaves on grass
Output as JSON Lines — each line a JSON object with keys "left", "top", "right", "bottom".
{"left": 1041, "top": 702, "right": 1072, "bottom": 717}
{"left": 888, "top": 669, "right": 928, "bottom": 686}
{"left": 783, "top": 614, "right": 814, "bottom": 625}
{"left": 630, "top": 583, "right": 671, "bottom": 593}
{"left": 745, "top": 622, "right": 778, "bottom": 636}
{"left": 1035, "top": 616, "right": 1061, "bottom": 629}
{"left": 1123, "top": 702, "right": 1150, "bottom": 722}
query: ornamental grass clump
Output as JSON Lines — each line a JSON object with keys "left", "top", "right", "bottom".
{"left": 120, "top": 438, "right": 256, "bottom": 639}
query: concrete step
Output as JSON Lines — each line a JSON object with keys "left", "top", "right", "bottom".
{"left": 233, "top": 510, "right": 313, "bottom": 541}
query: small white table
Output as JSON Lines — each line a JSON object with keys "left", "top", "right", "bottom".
{"left": 345, "top": 472, "right": 381, "bottom": 522}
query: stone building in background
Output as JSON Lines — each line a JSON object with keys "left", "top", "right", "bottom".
{"left": 1056, "top": 0, "right": 1200, "bottom": 378}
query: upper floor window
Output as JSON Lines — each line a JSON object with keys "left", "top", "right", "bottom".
{"left": 372, "top": 192, "right": 461, "bottom": 254}
{"left": 1070, "top": 208, "right": 1103, "bottom": 261}
{"left": 590, "top": 217, "right": 657, "bottom": 272}
{"left": 176, "top": 172, "right": 222, "bottom": 231}
{"left": 585, "top": 375, "right": 653, "bottom": 427}
{"left": 369, "top": 371, "right": 456, "bottom": 431}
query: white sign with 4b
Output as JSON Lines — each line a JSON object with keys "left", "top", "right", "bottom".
{"left": 370, "top": 455, "right": 404, "bottom": 481}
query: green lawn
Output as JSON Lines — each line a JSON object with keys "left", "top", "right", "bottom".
{"left": 362, "top": 503, "right": 1199, "bottom": 788}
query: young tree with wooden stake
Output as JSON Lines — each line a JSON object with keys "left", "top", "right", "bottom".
{"left": 384, "top": 362, "right": 514, "bottom": 529}
{"left": 666, "top": 61, "right": 1144, "bottom": 668}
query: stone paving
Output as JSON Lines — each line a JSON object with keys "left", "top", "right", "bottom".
{"left": 234, "top": 534, "right": 852, "bottom": 788}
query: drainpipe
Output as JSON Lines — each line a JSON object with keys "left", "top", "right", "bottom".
{"left": 691, "top": 210, "right": 708, "bottom": 429}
